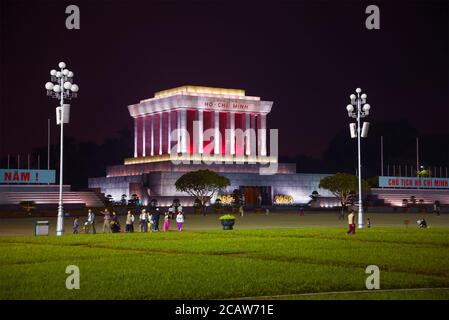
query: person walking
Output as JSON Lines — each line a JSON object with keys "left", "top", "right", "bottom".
{"left": 152, "top": 208, "right": 161, "bottom": 231}
{"left": 347, "top": 210, "right": 356, "bottom": 235}
{"left": 125, "top": 210, "right": 135, "bottom": 233}
{"left": 73, "top": 217, "right": 80, "bottom": 234}
{"left": 139, "top": 209, "right": 148, "bottom": 232}
{"left": 163, "top": 212, "right": 170, "bottom": 232}
{"left": 176, "top": 211, "right": 184, "bottom": 231}
{"left": 168, "top": 206, "right": 174, "bottom": 219}
{"left": 87, "top": 209, "right": 96, "bottom": 234}
{"left": 101, "top": 208, "right": 112, "bottom": 233}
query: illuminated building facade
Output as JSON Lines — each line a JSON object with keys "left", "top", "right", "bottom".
{"left": 89, "top": 86, "right": 336, "bottom": 207}
{"left": 127, "top": 85, "right": 273, "bottom": 164}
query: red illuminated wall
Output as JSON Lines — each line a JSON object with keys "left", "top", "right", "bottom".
{"left": 170, "top": 110, "right": 178, "bottom": 153}
{"left": 219, "top": 112, "right": 229, "bottom": 155}
{"left": 153, "top": 113, "right": 160, "bottom": 155}
{"left": 187, "top": 110, "right": 196, "bottom": 154}
{"left": 162, "top": 112, "right": 169, "bottom": 154}
{"left": 203, "top": 111, "right": 213, "bottom": 154}
{"left": 235, "top": 113, "right": 245, "bottom": 156}
{"left": 251, "top": 114, "right": 258, "bottom": 156}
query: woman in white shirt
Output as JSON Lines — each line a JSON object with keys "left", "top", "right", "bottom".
{"left": 176, "top": 212, "right": 184, "bottom": 231}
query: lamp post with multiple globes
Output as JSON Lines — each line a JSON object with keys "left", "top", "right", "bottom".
{"left": 346, "top": 88, "right": 371, "bottom": 229}
{"left": 45, "top": 62, "right": 79, "bottom": 236}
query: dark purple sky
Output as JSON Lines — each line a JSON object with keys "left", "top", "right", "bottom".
{"left": 0, "top": 0, "right": 448, "bottom": 159}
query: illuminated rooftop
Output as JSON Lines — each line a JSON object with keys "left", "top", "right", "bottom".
{"left": 154, "top": 85, "right": 246, "bottom": 98}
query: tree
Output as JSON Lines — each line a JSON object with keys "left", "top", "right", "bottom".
{"left": 366, "top": 176, "right": 379, "bottom": 188}
{"left": 120, "top": 194, "right": 127, "bottom": 206}
{"left": 418, "top": 169, "right": 431, "bottom": 177}
{"left": 175, "top": 170, "right": 230, "bottom": 215}
{"left": 319, "top": 173, "right": 370, "bottom": 214}
{"left": 310, "top": 190, "right": 319, "bottom": 201}
{"left": 150, "top": 199, "right": 158, "bottom": 208}
{"left": 105, "top": 194, "right": 113, "bottom": 206}
{"left": 128, "top": 194, "right": 140, "bottom": 207}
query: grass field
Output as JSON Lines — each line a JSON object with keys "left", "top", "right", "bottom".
{"left": 1, "top": 226, "right": 449, "bottom": 300}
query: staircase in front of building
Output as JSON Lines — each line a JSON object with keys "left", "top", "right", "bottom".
{"left": 370, "top": 188, "right": 449, "bottom": 207}
{"left": 0, "top": 191, "right": 104, "bottom": 208}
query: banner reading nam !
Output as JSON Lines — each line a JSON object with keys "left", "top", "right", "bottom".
{"left": 379, "top": 176, "right": 449, "bottom": 189}
{"left": 0, "top": 169, "right": 56, "bottom": 184}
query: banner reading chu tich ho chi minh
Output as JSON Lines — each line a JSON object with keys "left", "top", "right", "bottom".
{"left": 0, "top": 169, "right": 56, "bottom": 184}
{"left": 379, "top": 176, "right": 449, "bottom": 189}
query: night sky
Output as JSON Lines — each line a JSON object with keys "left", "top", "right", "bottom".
{"left": 0, "top": 0, "right": 448, "bottom": 161}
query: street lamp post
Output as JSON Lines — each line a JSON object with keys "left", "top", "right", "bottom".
{"left": 45, "top": 62, "right": 79, "bottom": 236}
{"left": 346, "top": 88, "right": 371, "bottom": 229}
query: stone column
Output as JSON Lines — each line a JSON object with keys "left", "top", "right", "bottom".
{"left": 229, "top": 112, "right": 235, "bottom": 155}
{"left": 258, "top": 114, "right": 267, "bottom": 156}
{"left": 245, "top": 113, "right": 251, "bottom": 156}
{"left": 177, "top": 110, "right": 181, "bottom": 153}
{"left": 142, "top": 116, "right": 146, "bottom": 157}
{"left": 167, "top": 111, "right": 171, "bottom": 154}
{"left": 214, "top": 111, "right": 220, "bottom": 155}
{"left": 134, "top": 117, "right": 138, "bottom": 158}
{"left": 150, "top": 114, "right": 154, "bottom": 156}
{"left": 159, "top": 113, "right": 163, "bottom": 155}
{"left": 250, "top": 114, "right": 257, "bottom": 156}
{"left": 180, "top": 109, "right": 187, "bottom": 154}
{"left": 198, "top": 109, "right": 204, "bottom": 154}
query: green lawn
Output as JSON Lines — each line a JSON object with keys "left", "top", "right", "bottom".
{"left": 1, "top": 227, "right": 449, "bottom": 300}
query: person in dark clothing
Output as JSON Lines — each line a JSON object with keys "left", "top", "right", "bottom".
{"left": 433, "top": 201, "right": 441, "bottom": 216}
{"left": 111, "top": 211, "right": 121, "bottom": 233}
{"left": 152, "top": 208, "right": 161, "bottom": 231}
{"left": 417, "top": 218, "right": 427, "bottom": 228}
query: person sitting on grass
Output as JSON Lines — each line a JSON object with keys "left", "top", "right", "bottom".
{"left": 417, "top": 218, "right": 427, "bottom": 228}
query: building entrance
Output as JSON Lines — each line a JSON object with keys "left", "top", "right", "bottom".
{"left": 240, "top": 186, "right": 272, "bottom": 207}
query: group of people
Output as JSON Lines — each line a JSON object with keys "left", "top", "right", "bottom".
{"left": 72, "top": 206, "right": 185, "bottom": 234}
{"left": 135, "top": 208, "right": 185, "bottom": 232}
